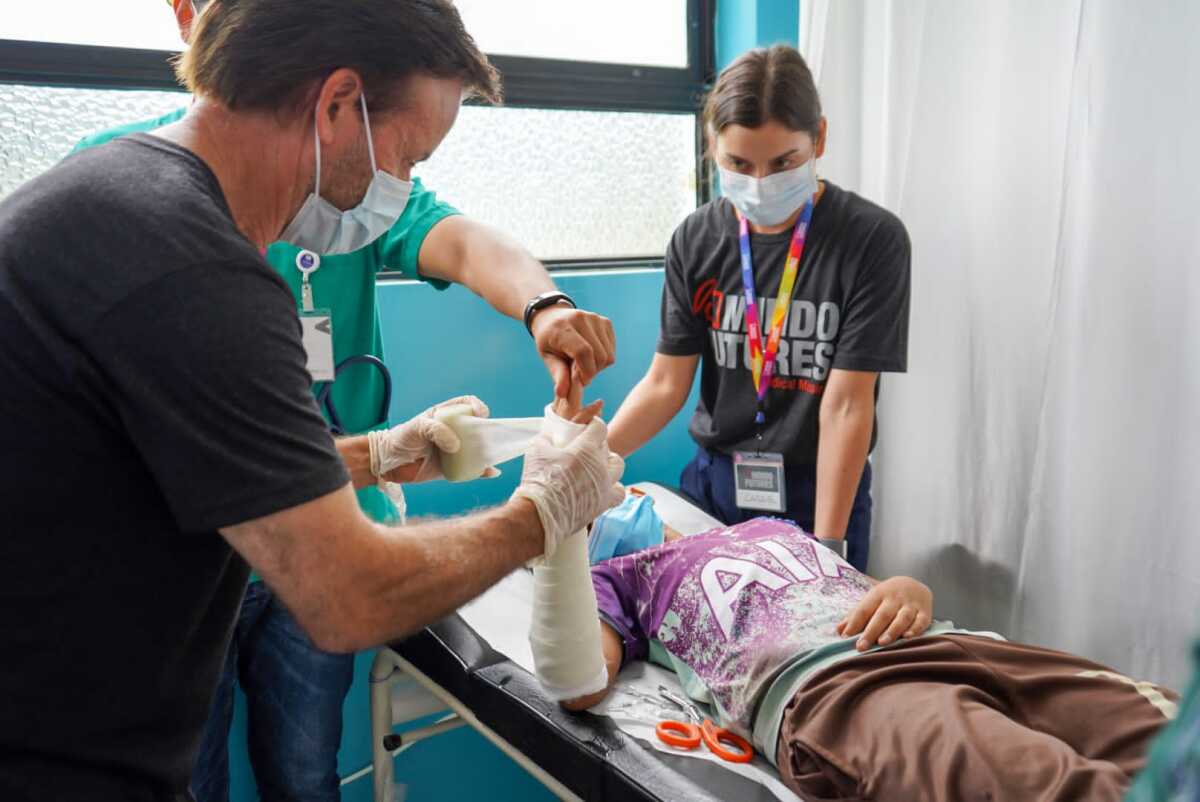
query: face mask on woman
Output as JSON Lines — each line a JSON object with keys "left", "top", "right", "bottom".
{"left": 718, "top": 154, "right": 818, "bottom": 227}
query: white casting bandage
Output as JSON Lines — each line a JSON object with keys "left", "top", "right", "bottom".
{"left": 529, "top": 527, "right": 608, "bottom": 700}
{"left": 434, "top": 404, "right": 609, "bottom": 699}
{"left": 433, "top": 404, "right": 542, "bottom": 482}
{"left": 527, "top": 408, "right": 609, "bottom": 700}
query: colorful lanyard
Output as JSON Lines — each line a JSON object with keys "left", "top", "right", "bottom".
{"left": 736, "top": 198, "right": 815, "bottom": 424}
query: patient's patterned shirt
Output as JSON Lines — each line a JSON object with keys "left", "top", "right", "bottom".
{"left": 591, "top": 518, "right": 872, "bottom": 735}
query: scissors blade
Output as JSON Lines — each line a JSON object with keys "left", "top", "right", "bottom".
{"left": 657, "top": 686, "right": 702, "bottom": 723}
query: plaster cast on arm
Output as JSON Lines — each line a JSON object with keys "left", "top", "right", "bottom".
{"left": 526, "top": 406, "right": 609, "bottom": 700}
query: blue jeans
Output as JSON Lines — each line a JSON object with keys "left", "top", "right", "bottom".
{"left": 191, "top": 581, "right": 353, "bottom": 802}
{"left": 680, "top": 447, "right": 874, "bottom": 572}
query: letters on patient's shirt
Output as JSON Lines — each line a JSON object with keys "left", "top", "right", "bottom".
{"left": 591, "top": 518, "right": 873, "bottom": 734}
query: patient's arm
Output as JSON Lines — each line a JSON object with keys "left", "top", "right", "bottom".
{"left": 560, "top": 622, "right": 624, "bottom": 711}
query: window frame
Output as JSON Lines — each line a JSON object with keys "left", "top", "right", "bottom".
{"left": 0, "top": 0, "right": 715, "bottom": 266}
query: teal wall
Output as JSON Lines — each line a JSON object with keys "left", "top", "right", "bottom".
{"left": 717, "top": 0, "right": 800, "bottom": 68}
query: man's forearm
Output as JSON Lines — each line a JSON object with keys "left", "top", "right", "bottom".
{"left": 419, "top": 215, "right": 616, "bottom": 397}
{"left": 223, "top": 487, "right": 545, "bottom": 653}
{"left": 814, "top": 401, "right": 874, "bottom": 541}
{"left": 337, "top": 498, "right": 544, "bottom": 650}
{"left": 463, "top": 231, "right": 554, "bottom": 320}
{"left": 423, "top": 216, "right": 554, "bottom": 320}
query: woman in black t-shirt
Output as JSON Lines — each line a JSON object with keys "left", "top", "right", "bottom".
{"left": 608, "top": 45, "right": 911, "bottom": 572}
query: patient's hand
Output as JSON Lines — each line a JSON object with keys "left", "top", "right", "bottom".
{"left": 837, "top": 576, "right": 933, "bottom": 652}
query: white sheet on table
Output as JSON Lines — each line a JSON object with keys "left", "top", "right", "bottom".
{"left": 592, "top": 661, "right": 802, "bottom": 802}
{"left": 458, "top": 568, "right": 536, "bottom": 673}
{"left": 460, "top": 578, "right": 800, "bottom": 801}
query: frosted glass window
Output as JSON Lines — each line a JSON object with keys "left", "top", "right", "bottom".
{"left": 3, "top": 0, "right": 183, "bottom": 51}
{"left": 0, "top": 87, "right": 699, "bottom": 260}
{"left": 0, "top": 84, "right": 187, "bottom": 199}
{"left": 414, "top": 107, "right": 697, "bottom": 260}
{"left": 454, "top": 0, "right": 688, "bottom": 68}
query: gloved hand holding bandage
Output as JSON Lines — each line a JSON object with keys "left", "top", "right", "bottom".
{"left": 431, "top": 405, "right": 543, "bottom": 483}
{"left": 520, "top": 402, "right": 624, "bottom": 701}
{"left": 366, "top": 395, "right": 495, "bottom": 485}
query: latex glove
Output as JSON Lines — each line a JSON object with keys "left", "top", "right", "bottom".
{"left": 512, "top": 417, "right": 625, "bottom": 560}
{"left": 836, "top": 576, "right": 933, "bottom": 651}
{"left": 367, "top": 396, "right": 497, "bottom": 484}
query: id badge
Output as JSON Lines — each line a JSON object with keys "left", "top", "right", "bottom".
{"left": 299, "top": 309, "right": 335, "bottom": 382}
{"left": 733, "top": 451, "right": 786, "bottom": 512}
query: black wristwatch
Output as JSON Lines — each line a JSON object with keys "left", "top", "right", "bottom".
{"left": 523, "top": 291, "right": 576, "bottom": 335}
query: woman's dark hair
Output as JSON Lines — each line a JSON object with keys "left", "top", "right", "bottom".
{"left": 702, "top": 45, "right": 822, "bottom": 140}
{"left": 176, "top": 0, "right": 501, "bottom": 117}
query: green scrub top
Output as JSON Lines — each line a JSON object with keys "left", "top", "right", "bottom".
{"left": 71, "top": 108, "right": 460, "bottom": 528}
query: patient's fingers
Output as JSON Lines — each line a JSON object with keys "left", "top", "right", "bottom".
{"left": 904, "top": 610, "right": 932, "bottom": 639}
{"left": 857, "top": 600, "right": 898, "bottom": 651}
{"left": 571, "top": 399, "right": 604, "bottom": 425}
{"left": 878, "top": 606, "right": 916, "bottom": 646}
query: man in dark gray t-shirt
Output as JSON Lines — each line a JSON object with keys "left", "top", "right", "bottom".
{"left": 0, "top": 3, "right": 623, "bottom": 800}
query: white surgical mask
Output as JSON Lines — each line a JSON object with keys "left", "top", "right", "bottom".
{"left": 280, "top": 95, "right": 413, "bottom": 255}
{"left": 718, "top": 156, "right": 818, "bottom": 227}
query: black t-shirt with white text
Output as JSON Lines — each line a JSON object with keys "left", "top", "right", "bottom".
{"left": 658, "top": 182, "right": 911, "bottom": 465}
{"left": 0, "top": 135, "right": 349, "bottom": 800}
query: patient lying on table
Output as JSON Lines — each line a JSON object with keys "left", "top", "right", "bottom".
{"left": 564, "top": 505, "right": 1177, "bottom": 802}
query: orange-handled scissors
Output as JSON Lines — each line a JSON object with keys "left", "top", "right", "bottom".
{"left": 654, "top": 686, "right": 754, "bottom": 764}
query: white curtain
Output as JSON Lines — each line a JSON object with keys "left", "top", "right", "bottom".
{"left": 803, "top": 0, "right": 1200, "bottom": 689}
